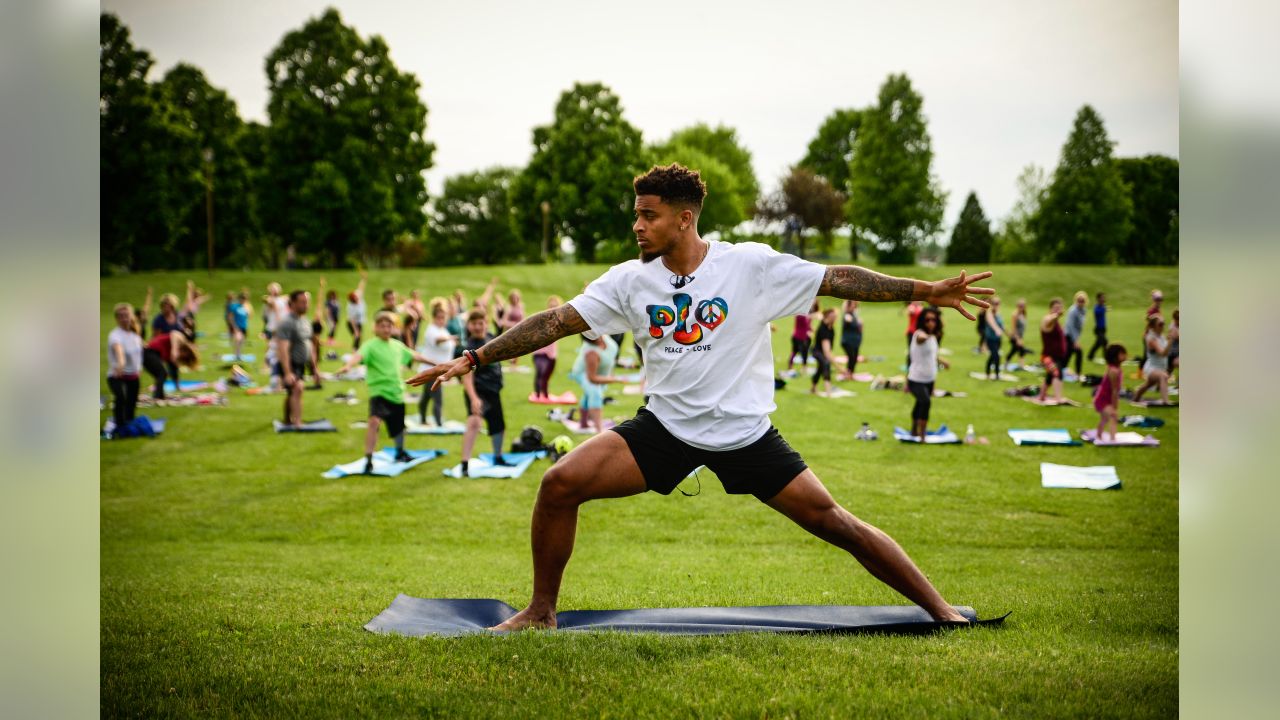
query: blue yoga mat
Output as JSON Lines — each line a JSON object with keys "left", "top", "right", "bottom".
{"left": 163, "top": 380, "right": 208, "bottom": 393}
{"left": 1007, "top": 428, "right": 1082, "bottom": 446}
{"left": 442, "top": 451, "right": 545, "bottom": 479}
{"left": 101, "top": 416, "right": 166, "bottom": 439}
{"left": 364, "top": 595, "right": 1005, "bottom": 637}
{"left": 893, "top": 424, "right": 960, "bottom": 444}
{"left": 220, "top": 354, "right": 256, "bottom": 363}
{"left": 322, "top": 448, "right": 446, "bottom": 478}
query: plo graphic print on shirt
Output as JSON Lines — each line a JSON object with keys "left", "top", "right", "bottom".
{"left": 568, "top": 240, "right": 825, "bottom": 451}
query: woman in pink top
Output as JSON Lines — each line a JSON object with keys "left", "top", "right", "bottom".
{"left": 1093, "top": 343, "right": 1127, "bottom": 441}
{"left": 531, "top": 295, "right": 561, "bottom": 398}
{"left": 787, "top": 300, "right": 819, "bottom": 370}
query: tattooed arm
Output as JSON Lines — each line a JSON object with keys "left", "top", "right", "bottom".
{"left": 818, "top": 265, "right": 996, "bottom": 321}
{"left": 406, "top": 304, "right": 589, "bottom": 389}
{"left": 476, "top": 304, "right": 588, "bottom": 363}
{"left": 818, "top": 265, "right": 928, "bottom": 302}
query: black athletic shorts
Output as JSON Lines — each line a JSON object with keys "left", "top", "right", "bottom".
{"left": 369, "top": 395, "right": 406, "bottom": 437}
{"left": 464, "top": 388, "right": 505, "bottom": 435}
{"left": 611, "top": 407, "right": 807, "bottom": 502}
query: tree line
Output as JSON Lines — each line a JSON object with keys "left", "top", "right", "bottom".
{"left": 101, "top": 8, "right": 1177, "bottom": 271}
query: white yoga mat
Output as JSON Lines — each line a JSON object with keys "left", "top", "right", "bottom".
{"left": 1040, "top": 462, "right": 1121, "bottom": 490}
{"left": 1079, "top": 429, "right": 1160, "bottom": 447}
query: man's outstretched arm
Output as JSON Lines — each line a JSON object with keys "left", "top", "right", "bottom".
{"left": 407, "top": 304, "right": 589, "bottom": 389}
{"left": 476, "top": 304, "right": 589, "bottom": 364}
{"left": 818, "top": 266, "right": 995, "bottom": 321}
{"left": 818, "top": 265, "right": 927, "bottom": 302}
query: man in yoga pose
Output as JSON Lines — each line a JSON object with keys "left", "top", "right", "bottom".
{"left": 409, "top": 164, "right": 994, "bottom": 629}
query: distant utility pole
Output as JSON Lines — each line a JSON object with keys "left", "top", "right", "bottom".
{"left": 203, "top": 147, "right": 215, "bottom": 276}
{"left": 540, "top": 200, "right": 551, "bottom": 262}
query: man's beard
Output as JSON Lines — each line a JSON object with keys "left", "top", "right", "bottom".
{"left": 640, "top": 249, "right": 662, "bottom": 263}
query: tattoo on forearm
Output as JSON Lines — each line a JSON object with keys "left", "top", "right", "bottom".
{"left": 818, "top": 266, "right": 915, "bottom": 302}
{"left": 479, "top": 304, "right": 588, "bottom": 363}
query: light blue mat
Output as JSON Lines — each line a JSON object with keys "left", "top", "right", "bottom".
{"left": 163, "top": 379, "right": 208, "bottom": 393}
{"left": 893, "top": 424, "right": 960, "bottom": 444}
{"left": 220, "top": 354, "right": 256, "bottom": 363}
{"left": 442, "top": 451, "right": 546, "bottom": 479}
{"left": 322, "top": 448, "right": 445, "bottom": 478}
{"left": 273, "top": 418, "right": 337, "bottom": 433}
{"left": 1007, "top": 428, "right": 1082, "bottom": 446}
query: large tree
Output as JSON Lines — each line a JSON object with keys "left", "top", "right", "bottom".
{"left": 756, "top": 167, "right": 845, "bottom": 259}
{"left": 510, "top": 82, "right": 646, "bottom": 262}
{"left": 1115, "top": 154, "right": 1179, "bottom": 264}
{"left": 262, "top": 8, "right": 434, "bottom": 266}
{"left": 991, "top": 164, "right": 1046, "bottom": 263}
{"left": 846, "top": 74, "right": 946, "bottom": 264}
{"left": 946, "top": 192, "right": 993, "bottom": 264}
{"left": 1032, "top": 105, "right": 1133, "bottom": 263}
{"left": 100, "top": 13, "right": 202, "bottom": 271}
{"left": 661, "top": 124, "right": 760, "bottom": 220}
{"left": 157, "top": 64, "right": 258, "bottom": 269}
{"left": 427, "top": 167, "right": 522, "bottom": 266}
{"left": 800, "top": 108, "right": 861, "bottom": 194}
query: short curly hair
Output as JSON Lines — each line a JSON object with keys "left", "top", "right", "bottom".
{"left": 633, "top": 163, "right": 706, "bottom": 210}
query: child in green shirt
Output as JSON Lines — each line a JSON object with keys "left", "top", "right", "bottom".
{"left": 336, "top": 311, "right": 437, "bottom": 474}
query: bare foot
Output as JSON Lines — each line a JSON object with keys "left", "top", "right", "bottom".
{"left": 932, "top": 608, "right": 969, "bottom": 623}
{"left": 488, "top": 606, "right": 557, "bottom": 631}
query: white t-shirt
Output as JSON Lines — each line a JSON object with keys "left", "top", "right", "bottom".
{"left": 107, "top": 327, "right": 143, "bottom": 377}
{"left": 568, "top": 240, "right": 826, "bottom": 451}
{"left": 265, "top": 296, "right": 289, "bottom": 332}
{"left": 907, "top": 333, "right": 939, "bottom": 383}
{"left": 347, "top": 300, "right": 365, "bottom": 325}
{"left": 418, "top": 322, "right": 456, "bottom": 369}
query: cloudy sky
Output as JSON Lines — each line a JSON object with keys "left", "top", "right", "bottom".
{"left": 103, "top": 0, "right": 1178, "bottom": 228}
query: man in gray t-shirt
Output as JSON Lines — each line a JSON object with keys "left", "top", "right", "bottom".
{"left": 1064, "top": 291, "right": 1087, "bottom": 377}
{"left": 274, "top": 290, "right": 317, "bottom": 427}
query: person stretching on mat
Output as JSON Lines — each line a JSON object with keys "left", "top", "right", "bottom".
{"left": 1087, "top": 292, "right": 1108, "bottom": 363}
{"left": 1132, "top": 315, "right": 1172, "bottom": 405}
{"left": 273, "top": 290, "right": 318, "bottom": 429}
{"left": 1004, "top": 298, "right": 1029, "bottom": 367}
{"left": 907, "top": 307, "right": 948, "bottom": 440}
{"left": 1037, "top": 298, "right": 1069, "bottom": 404}
{"left": 531, "top": 295, "right": 563, "bottom": 400}
{"left": 107, "top": 302, "right": 143, "bottom": 427}
{"left": 347, "top": 271, "right": 367, "bottom": 350}
{"left": 416, "top": 299, "right": 456, "bottom": 426}
{"left": 408, "top": 163, "right": 993, "bottom": 628}
{"left": 142, "top": 323, "right": 199, "bottom": 402}
{"left": 1064, "top": 291, "right": 1088, "bottom": 378}
{"left": 226, "top": 290, "right": 252, "bottom": 360}
{"left": 1093, "top": 343, "right": 1127, "bottom": 442}
{"left": 837, "top": 300, "right": 862, "bottom": 381}
{"left": 455, "top": 309, "right": 512, "bottom": 477}
{"left": 810, "top": 307, "right": 837, "bottom": 395}
{"left": 787, "top": 301, "right": 815, "bottom": 371}
{"left": 568, "top": 333, "right": 623, "bottom": 434}
{"left": 335, "top": 311, "right": 437, "bottom": 473}
{"left": 982, "top": 297, "right": 1005, "bottom": 379}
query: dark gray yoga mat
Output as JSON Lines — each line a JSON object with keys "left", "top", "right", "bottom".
{"left": 365, "top": 595, "right": 1006, "bottom": 637}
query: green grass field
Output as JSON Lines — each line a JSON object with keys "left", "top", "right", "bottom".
{"left": 101, "top": 262, "right": 1178, "bottom": 718}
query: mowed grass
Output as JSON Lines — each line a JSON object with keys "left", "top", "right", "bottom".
{"left": 101, "top": 262, "right": 1178, "bottom": 718}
